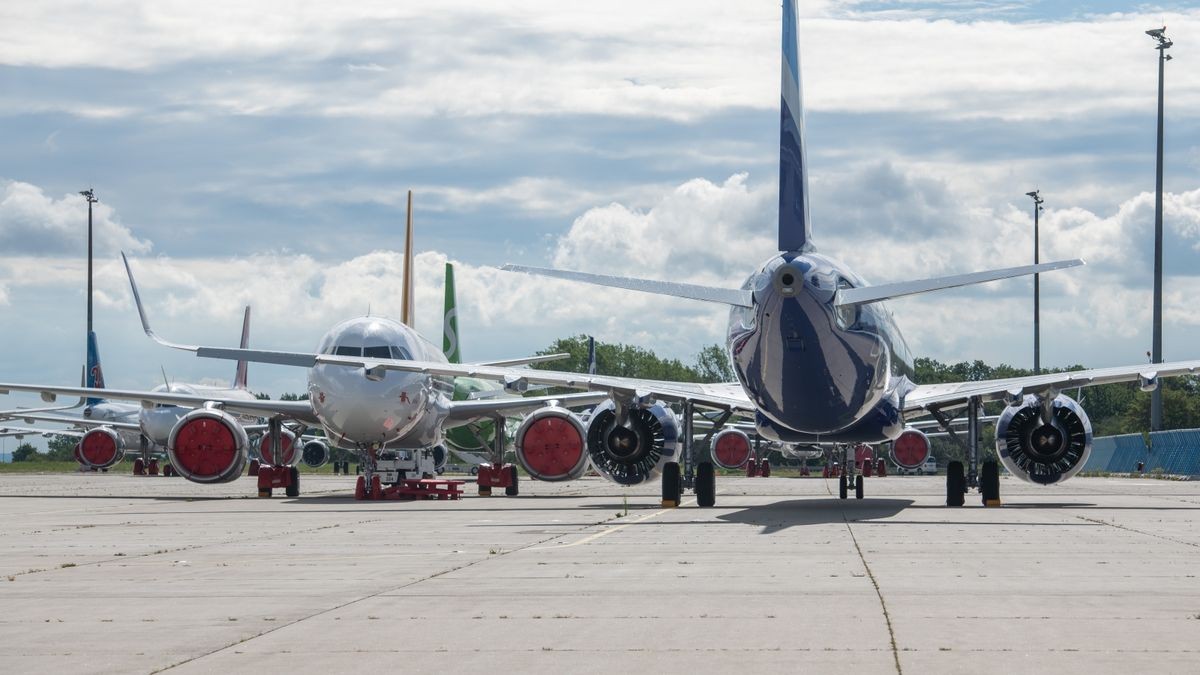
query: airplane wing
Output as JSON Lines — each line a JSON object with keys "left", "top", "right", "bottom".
{"left": 0, "top": 383, "right": 321, "bottom": 425}
{"left": 903, "top": 359, "right": 1200, "bottom": 413}
{"left": 0, "top": 412, "right": 142, "bottom": 432}
{"left": 0, "top": 425, "right": 83, "bottom": 438}
{"left": 443, "top": 391, "right": 611, "bottom": 427}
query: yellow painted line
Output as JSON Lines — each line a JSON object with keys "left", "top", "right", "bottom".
{"left": 529, "top": 498, "right": 696, "bottom": 550}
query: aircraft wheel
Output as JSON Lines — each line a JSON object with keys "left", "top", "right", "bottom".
{"left": 354, "top": 475, "right": 366, "bottom": 501}
{"left": 661, "top": 462, "right": 681, "bottom": 507}
{"left": 696, "top": 462, "right": 716, "bottom": 507}
{"left": 505, "top": 465, "right": 519, "bottom": 496}
{"left": 285, "top": 466, "right": 300, "bottom": 497}
{"left": 946, "top": 461, "right": 966, "bottom": 507}
{"left": 855, "top": 474, "right": 864, "bottom": 499}
{"left": 980, "top": 460, "right": 1000, "bottom": 505}
{"left": 838, "top": 472, "right": 848, "bottom": 500}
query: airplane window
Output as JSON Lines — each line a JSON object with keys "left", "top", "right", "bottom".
{"left": 389, "top": 346, "right": 413, "bottom": 360}
{"left": 363, "top": 346, "right": 391, "bottom": 359}
{"left": 334, "top": 345, "right": 362, "bottom": 357}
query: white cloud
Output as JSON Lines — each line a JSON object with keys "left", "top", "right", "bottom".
{"left": 0, "top": 181, "right": 152, "bottom": 256}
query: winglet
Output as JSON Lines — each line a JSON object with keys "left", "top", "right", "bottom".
{"left": 121, "top": 252, "right": 200, "bottom": 353}
{"left": 234, "top": 305, "right": 251, "bottom": 389}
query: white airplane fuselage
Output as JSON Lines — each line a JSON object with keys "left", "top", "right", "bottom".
{"left": 306, "top": 317, "right": 453, "bottom": 450}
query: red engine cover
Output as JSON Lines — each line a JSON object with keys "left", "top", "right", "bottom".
{"left": 514, "top": 408, "right": 587, "bottom": 482}
{"left": 78, "top": 428, "right": 123, "bottom": 469}
{"left": 711, "top": 429, "right": 752, "bottom": 469}
{"left": 257, "top": 430, "right": 297, "bottom": 466}
{"left": 168, "top": 410, "right": 248, "bottom": 483}
{"left": 891, "top": 429, "right": 931, "bottom": 470}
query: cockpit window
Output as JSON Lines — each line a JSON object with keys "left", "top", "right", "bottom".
{"left": 363, "top": 346, "right": 391, "bottom": 359}
{"left": 389, "top": 345, "right": 412, "bottom": 360}
{"left": 334, "top": 345, "right": 362, "bottom": 357}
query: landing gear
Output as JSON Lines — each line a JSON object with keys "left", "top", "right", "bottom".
{"left": 855, "top": 474, "right": 864, "bottom": 499}
{"left": 838, "top": 471, "right": 848, "bottom": 500}
{"left": 504, "top": 465, "right": 519, "bottom": 496}
{"left": 980, "top": 460, "right": 1000, "bottom": 506}
{"left": 661, "top": 462, "right": 682, "bottom": 507}
{"left": 285, "top": 466, "right": 300, "bottom": 498}
{"left": 695, "top": 461, "right": 716, "bottom": 507}
{"left": 946, "top": 460, "right": 965, "bottom": 507}
{"left": 371, "top": 474, "right": 383, "bottom": 500}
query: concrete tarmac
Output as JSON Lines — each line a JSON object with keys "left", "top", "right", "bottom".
{"left": 1, "top": 472, "right": 1199, "bottom": 674}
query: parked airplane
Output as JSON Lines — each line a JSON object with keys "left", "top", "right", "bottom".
{"left": 113, "top": 0, "right": 1198, "bottom": 507}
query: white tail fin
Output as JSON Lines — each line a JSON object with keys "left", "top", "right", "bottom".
{"left": 234, "top": 306, "right": 251, "bottom": 389}
{"left": 401, "top": 190, "right": 415, "bottom": 327}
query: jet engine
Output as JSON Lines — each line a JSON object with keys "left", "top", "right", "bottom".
{"left": 585, "top": 400, "right": 681, "bottom": 486}
{"left": 257, "top": 428, "right": 298, "bottom": 466}
{"left": 996, "top": 393, "right": 1092, "bottom": 485}
{"left": 167, "top": 409, "right": 250, "bottom": 483}
{"left": 710, "top": 428, "right": 752, "bottom": 469}
{"left": 890, "top": 429, "right": 931, "bottom": 470}
{"left": 301, "top": 439, "right": 330, "bottom": 469}
{"left": 431, "top": 444, "right": 448, "bottom": 473}
{"left": 514, "top": 406, "right": 588, "bottom": 482}
{"left": 77, "top": 427, "right": 125, "bottom": 470}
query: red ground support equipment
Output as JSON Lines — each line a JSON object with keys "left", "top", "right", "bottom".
{"left": 373, "top": 478, "right": 464, "bottom": 501}
{"left": 822, "top": 464, "right": 831, "bottom": 478}
{"left": 133, "top": 458, "right": 146, "bottom": 475}
{"left": 257, "top": 465, "right": 294, "bottom": 498}
{"left": 746, "top": 458, "right": 760, "bottom": 477}
{"left": 800, "top": 465, "right": 811, "bottom": 476}
{"left": 476, "top": 463, "right": 517, "bottom": 496}
{"left": 760, "top": 459, "right": 771, "bottom": 477}
{"left": 876, "top": 458, "right": 887, "bottom": 477}
{"left": 147, "top": 458, "right": 160, "bottom": 476}
{"left": 863, "top": 459, "right": 873, "bottom": 477}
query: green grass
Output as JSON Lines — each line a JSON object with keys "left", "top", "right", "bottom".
{"left": 0, "top": 461, "right": 85, "bottom": 474}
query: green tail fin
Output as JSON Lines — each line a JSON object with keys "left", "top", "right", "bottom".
{"left": 442, "top": 262, "right": 461, "bottom": 363}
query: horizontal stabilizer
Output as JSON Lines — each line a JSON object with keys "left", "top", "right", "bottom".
{"left": 835, "top": 259, "right": 1084, "bottom": 308}
{"left": 500, "top": 264, "right": 753, "bottom": 308}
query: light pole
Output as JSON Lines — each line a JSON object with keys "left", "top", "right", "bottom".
{"left": 1146, "top": 27, "right": 1172, "bottom": 431}
{"left": 79, "top": 188, "right": 98, "bottom": 334}
{"left": 1026, "top": 190, "right": 1044, "bottom": 375}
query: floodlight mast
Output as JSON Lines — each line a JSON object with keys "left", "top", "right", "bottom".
{"left": 1146, "top": 27, "right": 1172, "bottom": 431}
{"left": 1026, "top": 190, "right": 1044, "bottom": 375}
{"left": 79, "top": 188, "right": 98, "bottom": 334}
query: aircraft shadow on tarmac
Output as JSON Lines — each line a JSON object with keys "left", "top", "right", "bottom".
{"left": 716, "top": 498, "right": 912, "bottom": 533}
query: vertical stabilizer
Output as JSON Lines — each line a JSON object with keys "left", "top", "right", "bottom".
{"left": 401, "top": 190, "right": 416, "bottom": 327}
{"left": 85, "top": 331, "right": 106, "bottom": 406}
{"left": 778, "top": 0, "right": 812, "bottom": 252}
{"left": 442, "top": 262, "right": 461, "bottom": 364}
{"left": 233, "top": 305, "right": 251, "bottom": 389}
{"left": 586, "top": 335, "right": 597, "bottom": 375}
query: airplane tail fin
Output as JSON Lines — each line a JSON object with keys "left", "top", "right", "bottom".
{"left": 85, "top": 331, "right": 106, "bottom": 406}
{"left": 401, "top": 190, "right": 415, "bottom": 328}
{"left": 442, "top": 262, "right": 461, "bottom": 364}
{"left": 234, "top": 306, "right": 251, "bottom": 389}
{"left": 778, "top": 0, "right": 811, "bottom": 253}
{"left": 586, "top": 335, "right": 597, "bottom": 375}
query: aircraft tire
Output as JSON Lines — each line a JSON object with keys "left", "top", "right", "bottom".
{"left": 661, "top": 462, "right": 681, "bottom": 507}
{"left": 286, "top": 466, "right": 300, "bottom": 497}
{"left": 696, "top": 462, "right": 716, "bottom": 507}
{"left": 855, "top": 474, "right": 864, "bottom": 499}
{"left": 981, "top": 460, "right": 1000, "bottom": 504}
{"left": 946, "top": 461, "right": 966, "bottom": 507}
{"left": 505, "top": 465, "right": 519, "bottom": 496}
{"left": 838, "top": 472, "right": 848, "bottom": 500}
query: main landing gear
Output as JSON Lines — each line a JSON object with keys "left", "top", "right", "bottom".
{"left": 257, "top": 418, "right": 299, "bottom": 498}
{"left": 834, "top": 445, "right": 868, "bottom": 500}
{"left": 935, "top": 396, "right": 1002, "bottom": 507}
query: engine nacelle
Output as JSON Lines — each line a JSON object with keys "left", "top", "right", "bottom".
{"left": 585, "top": 401, "right": 680, "bottom": 486}
{"left": 301, "top": 439, "right": 330, "bottom": 469}
{"left": 996, "top": 393, "right": 1092, "bottom": 485}
{"left": 78, "top": 427, "right": 125, "bottom": 470}
{"left": 431, "top": 444, "right": 448, "bottom": 473}
{"left": 710, "top": 428, "right": 752, "bottom": 469}
{"left": 514, "top": 406, "right": 588, "bottom": 482}
{"left": 257, "top": 429, "right": 298, "bottom": 466}
{"left": 167, "top": 409, "right": 250, "bottom": 484}
{"left": 890, "top": 429, "right": 931, "bottom": 470}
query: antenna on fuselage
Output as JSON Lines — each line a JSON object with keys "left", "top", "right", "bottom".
{"left": 400, "top": 189, "right": 415, "bottom": 328}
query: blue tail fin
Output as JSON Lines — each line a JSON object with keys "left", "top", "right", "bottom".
{"left": 85, "top": 331, "right": 106, "bottom": 406}
{"left": 778, "top": 0, "right": 811, "bottom": 252}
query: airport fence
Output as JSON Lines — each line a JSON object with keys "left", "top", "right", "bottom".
{"left": 1083, "top": 428, "right": 1200, "bottom": 475}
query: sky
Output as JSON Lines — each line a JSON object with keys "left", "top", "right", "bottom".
{"left": 1, "top": 0, "right": 1199, "bottom": 423}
